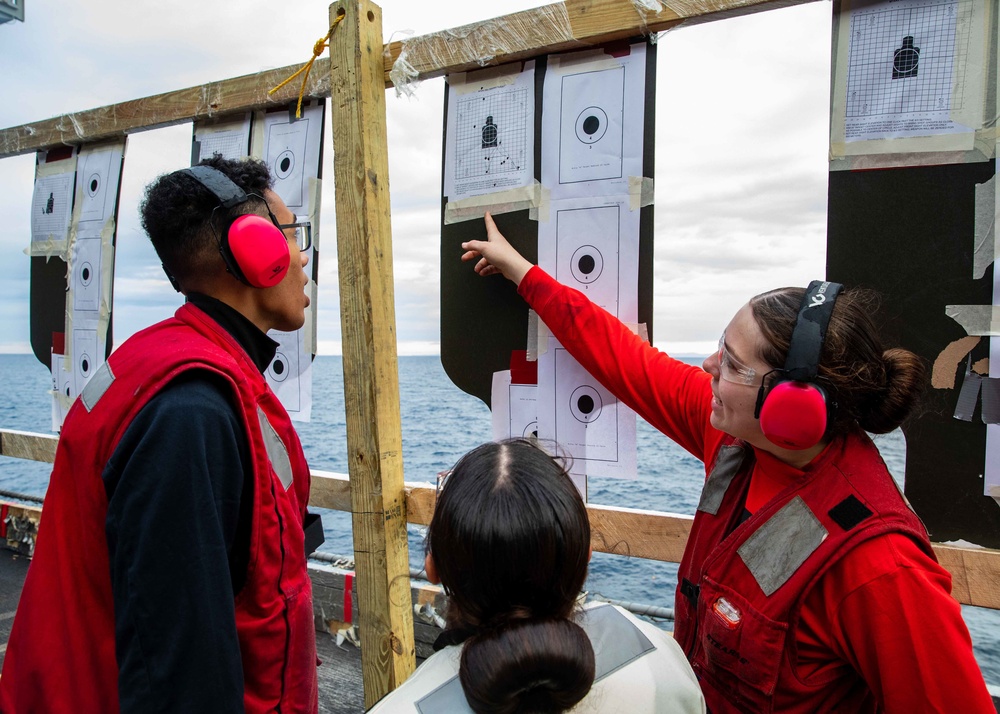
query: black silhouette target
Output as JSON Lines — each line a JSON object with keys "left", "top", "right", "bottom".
{"left": 87, "top": 174, "right": 101, "bottom": 197}
{"left": 268, "top": 352, "right": 290, "bottom": 382}
{"left": 570, "top": 385, "right": 603, "bottom": 424}
{"left": 570, "top": 245, "right": 604, "bottom": 284}
{"left": 575, "top": 107, "right": 609, "bottom": 144}
{"left": 275, "top": 150, "right": 295, "bottom": 180}
{"left": 892, "top": 36, "right": 920, "bottom": 79}
{"left": 79, "top": 262, "right": 94, "bottom": 287}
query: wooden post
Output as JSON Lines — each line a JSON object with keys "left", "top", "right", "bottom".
{"left": 327, "top": 0, "right": 416, "bottom": 706}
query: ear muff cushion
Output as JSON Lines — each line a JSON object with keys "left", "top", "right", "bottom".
{"left": 759, "top": 381, "right": 828, "bottom": 450}
{"left": 227, "top": 214, "right": 290, "bottom": 288}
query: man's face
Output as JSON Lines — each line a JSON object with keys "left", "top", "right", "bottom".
{"left": 257, "top": 189, "right": 310, "bottom": 333}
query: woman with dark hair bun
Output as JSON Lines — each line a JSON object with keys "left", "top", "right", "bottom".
{"left": 453, "top": 214, "right": 995, "bottom": 714}
{"left": 369, "top": 439, "right": 705, "bottom": 713}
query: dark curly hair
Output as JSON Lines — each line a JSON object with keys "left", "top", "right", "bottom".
{"left": 139, "top": 155, "right": 273, "bottom": 286}
{"left": 750, "top": 286, "right": 926, "bottom": 439}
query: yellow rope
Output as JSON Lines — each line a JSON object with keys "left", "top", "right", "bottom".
{"left": 268, "top": 13, "right": 345, "bottom": 119}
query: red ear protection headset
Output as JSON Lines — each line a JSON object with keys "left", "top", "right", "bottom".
{"left": 176, "top": 165, "right": 290, "bottom": 289}
{"left": 753, "top": 280, "right": 843, "bottom": 450}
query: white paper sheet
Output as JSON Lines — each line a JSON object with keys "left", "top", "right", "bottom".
{"left": 490, "top": 370, "right": 538, "bottom": 441}
{"left": 193, "top": 114, "right": 252, "bottom": 161}
{"left": 842, "top": 0, "right": 973, "bottom": 142}
{"left": 50, "top": 352, "right": 72, "bottom": 433}
{"left": 542, "top": 44, "right": 646, "bottom": 199}
{"left": 536, "top": 343, "right": 636, "bottom": 480}
{"left": 262, "top": 104, "right": 323, "bottom": 210}
{"left": 59, "top": 142, "right": 123, "bottom": 418}
{"left": 531, "top": 42, "right": 648, "bottom": 481}
{"left": 443, "top": 62, "right": 535, "bottom": 203}
{"left": 31, "top": 172, "right": 75, "bottom": 249}
{"left": 257, "top": 102, "right": 325, "bottom": 421}
{"left": 77, "top": 148, "right": 118, "bottom": 224}
{"left": 266, "top": 328, "right": 314, "bottom": 420}
{"left": 536, "top": 195, "right": 640, "bottom": 322}
{"left": 987, "top": 141, "right": 1000, "bottom": 502}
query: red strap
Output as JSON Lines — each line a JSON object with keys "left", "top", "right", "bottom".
{"left": 343, "top": 572, "right": 354, "bottom": 624}
{"left": 0, "top": 504, "right": 9, "bottom": 539}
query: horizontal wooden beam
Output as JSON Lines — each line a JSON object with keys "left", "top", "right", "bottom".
{"left": 6, "top": 430, "right": 997, "bottom": 609}
{"left": 0, "top": 0, "right": 814, "bottom": 158}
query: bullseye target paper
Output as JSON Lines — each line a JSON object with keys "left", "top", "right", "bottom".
{"left": 262, "top": 103, "right": 323, "bottom": 210}
{"left": 543, "top": 43, "right": 646, "bottom": 200}
{"left": 536, "top": 345, "right": 637, "bottom": 480}
{"left": 253, "top": 101, "right": 325, "bottom": 422}
{"left": 58, "top": 141, "right": 124, "bottom": 422}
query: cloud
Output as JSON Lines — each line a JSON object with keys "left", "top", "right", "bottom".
{"left": 0, "top": 0, "right": 833, "bottom": 358}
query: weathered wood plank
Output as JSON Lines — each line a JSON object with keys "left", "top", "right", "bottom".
{"left": 3, "top": 429, "right": 1000, "bottom": 609}
{"left": 0, "top": 64, "right": 332, "bottom": 159}
{"left": 328, "top": 1, "right": 415, "bottom": 707}
{"left": 0, "top": 430, "right": 57, "bottom": 464}
{"left": 0, "top": 0, "right": 815, "bottom": 158}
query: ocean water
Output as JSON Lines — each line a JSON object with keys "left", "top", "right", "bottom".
{"left": 0, "top": 353, "right": 997, "bottom": 685}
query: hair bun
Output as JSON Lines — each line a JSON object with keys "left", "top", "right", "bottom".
{"left": 460, "top": 618, "right": 595, "bottom": 714}
{"left": 858, "top": 348, "right": 926, "bottom": 434}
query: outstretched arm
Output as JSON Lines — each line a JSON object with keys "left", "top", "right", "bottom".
{"left": 460, "top": 211, "right": 534, "bottom": 286}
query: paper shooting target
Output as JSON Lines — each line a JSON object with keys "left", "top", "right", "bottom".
{"left": 77, "top": 149, "right": 115, "bottom": 223}
{"left": 522, "top": 420, "right": 538, "bottom": 439}
{"left": 575, "top": 107, "right": 609, "bottom": 145}
{"left": 72, "top": 236, "right": 102, "bottom": 312}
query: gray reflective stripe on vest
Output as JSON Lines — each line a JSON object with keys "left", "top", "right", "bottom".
{"left": 698, "top": 445, "right": 746, "bottom": 515}
{"left": 257, "top": 407, "right": 293, "bottom": 490}
{"left": 737, "top": 495, "right": 828, "bottom": 597}
{"left": 414, "top": 605, "right": 654, "bottom": 714}
{"left": 81, "top": 361, "right": 115, "bottom": 412}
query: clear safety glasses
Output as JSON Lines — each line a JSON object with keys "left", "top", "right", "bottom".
{"left": 716, "top": 333, "right": 760, "bottom": 386}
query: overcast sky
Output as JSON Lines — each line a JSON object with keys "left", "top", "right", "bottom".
{"left": 0, "top": 0, "right": 832, "bottom": 358}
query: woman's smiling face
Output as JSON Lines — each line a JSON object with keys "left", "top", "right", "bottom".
{"left": 702, "top": 303, "right": 776, "bottom": 447}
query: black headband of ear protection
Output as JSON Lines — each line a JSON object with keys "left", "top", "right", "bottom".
{"left": 783, "top": 280, "right": 843, "bottom": 383}
{"left": 179, "top": 165, "right": 247, "bottom": 207}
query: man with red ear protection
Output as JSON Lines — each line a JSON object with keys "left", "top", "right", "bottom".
{"left": 0, "top": 156, "right": 320, "bottom": 714}
{"left": 456, "top": 213, "right": 994, "bottom": 713}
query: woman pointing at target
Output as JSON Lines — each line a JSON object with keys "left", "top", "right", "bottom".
{"left": 460, "top": 212, "right": 993, "bottom": 713}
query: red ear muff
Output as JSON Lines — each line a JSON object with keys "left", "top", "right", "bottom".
{"left": 758, "top": 380, "right": 828, "bottom": 450}
{"left": 225, "top": 214, "right": 290, "bottom": 288}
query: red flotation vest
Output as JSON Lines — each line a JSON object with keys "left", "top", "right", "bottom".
{"left": 0, "top": 303, "right": 318, "bottom": 713}
{"left": 674, "top": 431, "right": 932, "bottom": 713}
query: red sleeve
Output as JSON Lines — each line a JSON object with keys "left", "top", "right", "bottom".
{"left": 519, "top": 266, "right": 721, "bottom": 463}
{"left": 801, "top": 534, "right": 994, "bottom": 713}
